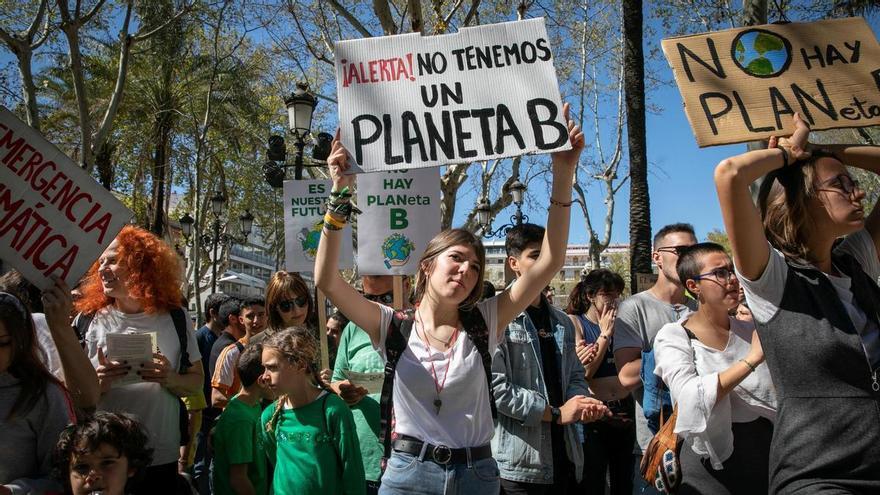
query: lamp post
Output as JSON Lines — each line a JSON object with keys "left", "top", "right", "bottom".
{"left": 477, "top": 178, "right": 528, "bottom": 238}
{"left": 262, "top": 82, "right": 331, "bottom": 187}
{"left": 179, "top": 187, "right": 254, "bottom": 294}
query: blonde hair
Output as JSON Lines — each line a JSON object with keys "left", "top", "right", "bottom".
{"left": 413, "top": 228, "right": 486, "bottom": 310}
{"left": 262, "top": 326, "right": 327, "bottom": 437}
{"left": 757, "top": 151, "right": 836, "bottom": 262}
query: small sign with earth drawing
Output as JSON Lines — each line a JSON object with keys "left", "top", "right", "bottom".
{"left": 662, "top": 17, "right": 880, "bottom": 147}
{"left": 283, "top": 180, "right": 353, "bottom": 272}
{"left": 356, "top": 168, "right": 440, "bottom": 275}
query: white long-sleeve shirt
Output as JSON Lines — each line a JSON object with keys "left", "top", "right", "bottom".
{"left": 653, "top": 316, "right": 776, "bottom": 469}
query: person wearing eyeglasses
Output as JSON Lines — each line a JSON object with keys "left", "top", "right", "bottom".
{"left": 653, "top": 243, "right": 776, "bottom": 494}
{"left": 716, "top": 113, "right": 880, "bottom": 493}
{"left": 611, "top": 223, "right": 697, "bottom": 493}
{"left": 249, "top": 272, "right": 317, "bottom": 349}
{"left": 330, "top": 275, "right": 410, "bottom": 495}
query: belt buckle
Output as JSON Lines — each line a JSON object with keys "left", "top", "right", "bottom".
{"left": 432, "top": 444, "right": 452, "bottom": 465}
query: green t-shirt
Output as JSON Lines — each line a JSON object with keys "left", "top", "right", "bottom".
{"left": 212, "top": 395, "right": 268, "bottom": 495}
{"left": 331, "top": 323, "right": 384, "bottom": 482}
{"left": 260, "top": 392, "right": 365, "bottom": 495}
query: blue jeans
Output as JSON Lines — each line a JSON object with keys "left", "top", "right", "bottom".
{"left": 379, "top": 451, "right": 500, "bottom": 495}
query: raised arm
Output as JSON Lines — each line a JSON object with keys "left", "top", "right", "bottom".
{"left": 714, "top": 113, "right": 811, "bottom": 280}
{"left": 496, "top": 103, "right": 584, "bottom": 334}
{"left": 822, "top": 144, "right": 880, "bottom": 253}
{"left": 314, "top": 131, "right": 383, "bottom": 347}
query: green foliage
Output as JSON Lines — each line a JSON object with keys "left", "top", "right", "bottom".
{"left": 754, "top": 32, "right": 784, "bottom": 54}
{"left": 706, "top": 228, "right": 732, "bottom": 255}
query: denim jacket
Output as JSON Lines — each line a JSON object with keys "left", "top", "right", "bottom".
{"left": 491, "top": 298, "right": 589, "bottom": 484}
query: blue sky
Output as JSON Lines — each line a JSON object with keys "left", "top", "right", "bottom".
{"left": 2, "top": 7, "right": 877, "bottom": 248}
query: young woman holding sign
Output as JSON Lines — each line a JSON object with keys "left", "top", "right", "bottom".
{"left": 715, "top": 113, "right": 880, "bottom": 493}
{"left": 315, "top": 103, "right": 607, "bottom": 495}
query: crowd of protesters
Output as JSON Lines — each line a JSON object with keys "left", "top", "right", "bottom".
{"left": 1, "top": 110, "right": 880, "bottom": 495}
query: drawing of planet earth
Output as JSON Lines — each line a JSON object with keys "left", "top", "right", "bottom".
{"left": 733, "top": 30, "right": 791, "bottom": 77}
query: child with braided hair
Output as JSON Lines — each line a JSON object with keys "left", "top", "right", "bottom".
{"left": 260, "top": 326, "right": 365, "bottom": 495}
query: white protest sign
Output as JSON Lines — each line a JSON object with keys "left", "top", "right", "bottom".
{"left": 0, "top": 107, "right": 132, "bottom": 290}
{"left": 335, "top": 18, "right": 571, "bottom": 172}
{"left": 356, "top": 168, "right": 440, "bottom": 274}
{"left": 283, "top": 179, "right": 353, "bottom": 272}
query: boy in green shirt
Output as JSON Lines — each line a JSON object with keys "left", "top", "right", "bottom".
{"left": 212, "top": 344, "right": 270, "bottom": 495}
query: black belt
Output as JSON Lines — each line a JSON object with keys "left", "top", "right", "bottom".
{"left": 392, "top": 435, "right": 492, "bottom": 465}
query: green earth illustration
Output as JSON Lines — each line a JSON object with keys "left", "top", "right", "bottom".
{"left": 297, "top": 219, "right": 324, "bottom": 261}
{"left": 732, "top": 29, "right": 791, "bottom": 78}
{"left": 383, "top": 233, "right": 415, "bottom": 269}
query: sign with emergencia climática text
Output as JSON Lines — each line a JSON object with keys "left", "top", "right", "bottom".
{"left": 0, "top": 106, "right": 132, "bottom": 290}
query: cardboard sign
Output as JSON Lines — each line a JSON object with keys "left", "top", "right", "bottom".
{"left": 283, "top": 180, "right": 353, "bottom": 272}
{"left": 335, "top": 18, "right": 571, "bottom": 172}
{"left": 662, "top": 17, "right": 880, "bottom": 147}
{"left": 356, "top": 169, "right": 440, "bottom": 274}
{"left": 0, "top": 107, "right": 132, "bottom": 290}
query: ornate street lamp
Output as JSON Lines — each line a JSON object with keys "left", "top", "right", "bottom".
{"left": 179, "top": 188, "right": 255, "bottom": 294}
{"left": 478, "top": 178, "right": 529, "bottom": 238}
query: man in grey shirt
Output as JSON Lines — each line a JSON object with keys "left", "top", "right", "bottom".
{"left": 613, "top": 223, "right": 697, "bottom": 494}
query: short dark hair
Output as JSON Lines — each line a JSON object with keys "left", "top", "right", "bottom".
{"left": 203, "top": 293, "right": 230, "bottom": 323}
{"left": 565, "top": 269, "right": 625, "bottom": 314}
{"left": 240, "top": 297, "right": 266, "bottom": 310}
{"left": 0, "top": 270, "right": 43, "bottom": 313}
{"left": 53, "top": 412, "right": 153, "bottom": 490}
{"left": 505, "top": 223, "right": 545, "bottom": 258}
{"left": 481, "top": 281, "right": 497, "bottom": 300}
{"left": 237, "top": 343, "right": 264, "bottom": 388}
{"left": 218, "top": 297, "right": 242, "bottom": 326}
{"left": 676, "top": 242, "right": 728, "bottom": 297}
{"left": 328, "top": 311, "right": 349, "bottom": 327}
{"left": 653, "top": 223, "right": 696, "bottom": 247}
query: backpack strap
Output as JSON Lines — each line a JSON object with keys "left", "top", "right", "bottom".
{"left": 379, "top": 309, "right": 415, "bottom": 464}
{"left": 459, "top": 306, "right": 497, "bottom": 420}
{"left": 169, "top": 307, "right": 191, "bottom": 374}
{"left": 72, "top": 312, "right": 95, "bottom": 348}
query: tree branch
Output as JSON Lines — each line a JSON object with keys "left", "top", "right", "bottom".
{"left": 408, "top": 0, "right": 423, "bottom": 33}
{"left": 462, "top": 0, "right": 480, "bottom": 26}
{"left": 91, "top": 1, "right": 133, "bottom": 164}
{"left": 26, "top": 0, "right": 50, "bottom": 40}
{"left": 326, "top": 0, "right": 373, "bottom": 37}
{"left": 132, "top": 2, "right": 194, "bottom": 43}
{"left": 373, "top": 0, "right": 397, "bottom": 35}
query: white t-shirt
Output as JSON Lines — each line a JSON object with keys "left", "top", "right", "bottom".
{"left": 738, "top": 229, "right": 880, "bottom": 368}
{"left": 33, "top": 313, "right": 65, "bottom": 383}
{"left": 83, "top": 306, "right": 201, "bottom": 466}
{"left": 654, "top": 316, "right": 776, "bottom": 469}
{"left": 375, "top": 297, "right": 500, "bottom": 449}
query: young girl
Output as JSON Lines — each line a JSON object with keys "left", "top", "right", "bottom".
{"left": 314, "top": 103, "right": 585, "bottom": 494}
{"left": 715, "top": 113, "right": 880, "bottom": 492}
{"left": 54, "top": 412, "right": 153, "bottom": 495}
{"left": 249, "top": 271, "right": 316, "bottom": 347}
{"left": 0, "top": 292, "right": 76, "bottom": 495}
{"left": 566, "top": 270, "right": 634, "bottom": 495}
{"left": 261, "top": 327, "right": 365, "bottom": 494}
{"left": 653, "top": 243, "right": 776, "bottom": 494}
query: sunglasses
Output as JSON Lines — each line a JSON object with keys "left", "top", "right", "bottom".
{"left": 364, "top": 291, "right": 394, "bottom": 305}
{"left": 655, "top": 245, "right": 690, "bottom": 256}
{"left": 277, "top": 297, "right": 308, "bottom": 312}
{"left": 694, "top": 267, "right": 737, "bottom": 282}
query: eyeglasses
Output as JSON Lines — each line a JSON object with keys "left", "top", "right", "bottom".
{"left": 277, "top": 297, "right": 308, "bottom": 312}
{"left": 694, "top": 267, "right": 737, "bottom": 282}
{"left": 819, "top": 174, "right": 861, "bottom": 197}
{"left": 364, "top": 291, "right": 394, "bottom": 305}
{"left": 655, "top": 245, "right": 690, "bottom": 256}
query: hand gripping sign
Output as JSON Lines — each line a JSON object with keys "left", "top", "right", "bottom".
{"left": 335, "top": 18, "right": 571, "bottom": 172}
{"left": 663, "top": 17, "right": 880, "bottom": 147}
{"left": 0, "top": 107, "right": 132, "bottom": 290}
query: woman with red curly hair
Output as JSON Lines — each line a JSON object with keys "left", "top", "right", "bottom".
{"left": 75, "top": 225, "right": 203, "bottom": 494}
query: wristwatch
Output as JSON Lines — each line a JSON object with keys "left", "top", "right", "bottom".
{"left": 550, "top": 406, "right": 561, "bottom": 424}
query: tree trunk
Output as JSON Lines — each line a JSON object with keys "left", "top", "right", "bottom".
{"left": 17, "top": 52, "right": 41, "bottom": 131}
{"left": 150, "top": 77, "right": 174, "bottom": 236}
{"left": 95, "top": 139, "right": 116, "bottom": 190}
{"left": 623, "top": 0, "right": 651, "bottom": 292}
